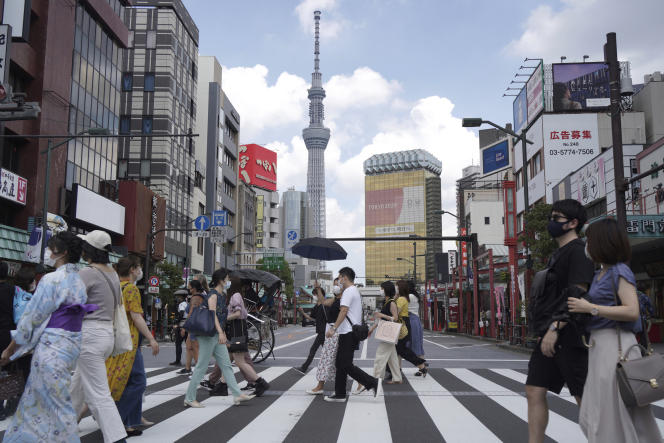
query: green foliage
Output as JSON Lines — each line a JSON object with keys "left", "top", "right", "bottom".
{"left": 156, "top": 261, "right": 183, "bottom": 309}
{"left": 257, "top": 257, "right": 293, "bottom": 301}
{"left": 518, "top": 202, "right": 557, "bottom": 272}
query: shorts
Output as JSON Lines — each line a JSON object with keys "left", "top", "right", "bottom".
{"left": 526, "top": 330, "right": 588, "bottom": 397}
{"left": 189, "top": 333, "right": 197, "bottom": 341}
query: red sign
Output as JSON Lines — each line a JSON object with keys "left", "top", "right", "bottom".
{"left": 238, "top": 144, "right": 277, "bottom": 192}
{"left": 461, "top": 227, "right": 468, "bottom": 268}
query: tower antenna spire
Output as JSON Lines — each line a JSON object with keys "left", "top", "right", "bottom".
{"left": 314, "top": 10, "right": 320, "bottom": 74}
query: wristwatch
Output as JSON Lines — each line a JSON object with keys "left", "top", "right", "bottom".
{"left": 590, "top": 306, "right": 599, "bottom": 316}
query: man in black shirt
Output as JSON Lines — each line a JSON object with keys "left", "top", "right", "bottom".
{"left": 294, "top": 285, "right": 328, "bottom": 375}
{"left": 526, "top": 200, "right": 595, "bottom": 443}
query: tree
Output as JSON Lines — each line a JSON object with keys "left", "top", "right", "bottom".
{"left": 257, "top": 257, "right": 294, "bottom": 301}
{"left": 518, "top": 202, "right": 557, "bottom": 272}
{"left": 156, "top": 261, "right": 184, "bottom": 309}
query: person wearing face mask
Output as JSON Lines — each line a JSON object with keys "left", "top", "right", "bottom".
{"left": 525, "top": 199, "right": 595, "bottom": 443}
{"left": 305, "top": 278, "right": 343, "bottom": 395}
{"left": 105, "top": 256, "right": 159, "bottom": 436}
{"left": 293, "top": 283, "right": 328, "bottom": 375}
{"left": 0, "top": 232, "right": 96, "bottom": 442}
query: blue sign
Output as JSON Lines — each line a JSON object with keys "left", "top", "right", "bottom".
{"left": 513, "top": 86, "right": 527, "bottom": 134}
{"left": 212, "top": 210, "right": 227, "bottom": 227}
{"left": 194, "top": 215, "right": 210, "bottom": 231}
{"left": 287, "top": 230, "right": 297, "bottom": 241}
{"left": 482, "top": 140, "right": 510, "bottom": 175}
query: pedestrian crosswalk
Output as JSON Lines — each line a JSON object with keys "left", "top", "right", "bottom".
{"left": 3, "top": 365, "right": 664, "bottom": 442}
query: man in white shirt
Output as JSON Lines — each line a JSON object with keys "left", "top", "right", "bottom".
{"left": 169, "top": 295, "right": 189, "bottom": 366}
{"left": 324, "top": 267, "right": 379, "bottom": 402}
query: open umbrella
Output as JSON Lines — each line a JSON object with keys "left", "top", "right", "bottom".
{"left": 291, "top": 237, "right": 347, "bottom": 261}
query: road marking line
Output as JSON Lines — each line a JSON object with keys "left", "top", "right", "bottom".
{"left": 337, "top": 379, "right": 391, "bottom": 443}
{"left": 146, "top": 369, "right": 181, "bottom": 386}
{"left": 272, "top": 334, "right": 317, "bottom": 351}
{"left": 490, "top": 368, "right": 575, "bottom": 402}
{"left": 423, "top": 338, "right": 493, "bottom": 350}
{"left": 403, "top": 368, "right": 500, "bottom": 442}
{"left": 229, "top": 371, "right": 318, "bottom": 442}
{"left": 360, "top": 339, "right": 368, "bottom": 360}
{"left": 448, "top": 368, "right": 586, "bottom": 443}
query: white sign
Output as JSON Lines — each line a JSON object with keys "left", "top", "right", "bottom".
{"left": 526, "top": 62, "right": 544, "bottom": 124}
{"left": 586, "top": 98, "right": 610, "bottom": 108}
{"left": 375, "top": 225, "right": 414, "bottom": 235}
{"left": 148, "top": 286, "right": 160, "bottom": 294}
{"left": 73, "top": 184, "right": 125, "bottom": 235}
{"left": 543, "top": 114, "right": 600, "bottom": 198}
{"left": 448, "top": 250, "right": 457, "bottom": 275}
{"left": 210, "top": 226, "right": 228, "bottom": 244}
{"left": 517, "top": 272, "right": 526, "bottom": 318}
{"left": 0, "top": 25, "right": 10, "bottom": 84}
{"left": 574, "top": 157, "right": 606, "bottom": 204}
{"left": 191, "top": 231, "right": 210, "bottom": 238}
{"left": 0, "top": 168, "right": 27, "bottom": 205}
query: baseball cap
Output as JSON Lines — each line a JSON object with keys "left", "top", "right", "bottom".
{"left": 78, "top": 230, "right": 112, "bottom": 251}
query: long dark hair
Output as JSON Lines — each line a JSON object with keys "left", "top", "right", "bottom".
{"left": 396, "top": 280, "right": 409, "bottom": 300}
{"left": 407, "top": 280, "right": 420, "bottom": 301}
{"left": 380, "top": 281, "right": 396, "bottom": 301}
{"left": 226, "top": 277, "right": 243, "bottom": 306}
{"left": 48, "top": 231, "right": 83, "bottom": 264}
{"left": 210, "top": 268, "right": 230, "bottom": 287}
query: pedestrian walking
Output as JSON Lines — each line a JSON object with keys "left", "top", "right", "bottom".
{"left": 178, "top": 290, "right": 202, "bottom": 376}
{"left": 71, "top": 231, "right": 128, "bottom": 443}
{"left": 324, "top": 267, "right": 379, "bottom": 402}
{"left": 568, "top": 218, "right": 662, "bottom": 442}
{"left": 395, "top": 280, "right": 428, "bottom": 375}
{"left": 184, "top": 272, "right": 254, "bottom": 408}
{"left": 294, "top": 285, "right": 326, "bottom": 375}
{"left": 407, "top": 280, "right": 425, "bottom": 361}
{"left": 105, "top": 256, "right": 160, "bottom": 436}
{"left": 10, "top": 266, "right": 36, "bottom": 388}
{"left": 368, "top": 281, "right": 403, "bottom": 385}
{"left": 306, "top": 279, "right": 342, "bottom": 395}
{"left": 226, "top": 277, "right": 270, "bottom": 396}
{"left": 525, "top": 200, "right": 595, "bottom": 443}
{"left": 0, "top": 232, "right": 96, "bottom": 442}
{"left": 169, "top": 293, "right": 188, "bottom": 366}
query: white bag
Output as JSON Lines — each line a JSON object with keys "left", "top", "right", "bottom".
{"left": 375, "top": 320, "right": 401, "bottom": 344}
{"left": 95, "top": 268, "right": 133, "bottom": 356}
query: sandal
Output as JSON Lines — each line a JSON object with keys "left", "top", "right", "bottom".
{"left": 386, "top": 380, "right": 403, "bottom": 384}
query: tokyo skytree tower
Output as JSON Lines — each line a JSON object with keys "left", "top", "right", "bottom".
{"left": 302, "top": 10, "right": 330, "bottom": 238}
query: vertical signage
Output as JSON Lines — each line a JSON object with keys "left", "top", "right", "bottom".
{"left": 151, "top": 196, "right": 158, "bottom": 255}
{"left": 256, "top": 194, "right": 264, "bottom": 248}
{"left": 460, "top": 227, "right": 468, "bottom": 269}
{"left": 0, "top": 25, "right": 12, "bottom": 85}
{"left": 527, "top": 61, "right": 544, "bottom": 124}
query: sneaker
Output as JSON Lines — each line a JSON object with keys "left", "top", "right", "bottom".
{"left": 253, "top": 377, "right": 270, "bottom": 397}
{"left": 305, "top": 389, "right": 324, "bottom": 395}
{"left": 200, "top": 380, "right": 215, "bottom": 391}
{"left": 176, "top": 368, "right": 192, "bottom": 375}
{"left": 169, "top": 361, "right": 182, "bottom": 367}
{"left": 292, "top": 367, "right": 306, "bottom": 376}
{"left": 241, "top": 382, "right": 256, "bottom": 391}
{"left": 324, "top": 394, "right": 347, "bottom": 403}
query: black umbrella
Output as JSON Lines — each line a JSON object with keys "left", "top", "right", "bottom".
{"left": 291, "top": 237, "right": 347, "bottom": 261}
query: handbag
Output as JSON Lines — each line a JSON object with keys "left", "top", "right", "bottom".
{"left": 375, "top": 320, "right": 401, "bottom": 344}
{"left": 96, "top": 269, "right": 133, "bottom": 357}
{"left": 611, "top": 272, "right": 664, "bottom": 408}
{"left": 183, "top": 299, "right": 217, "bottom": 337}
{"left": 226, "top": 318, "right": 248, "bottom": 353}
{"left": 345, "top": 315, "right": 369, "bottom": 342}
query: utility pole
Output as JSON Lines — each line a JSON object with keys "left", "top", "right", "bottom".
{"left": 605, "top": 32, "right": 627, "bottom": 232}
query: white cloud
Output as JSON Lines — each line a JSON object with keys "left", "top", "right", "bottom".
{"left": 324, "top": 67, "right": 401, "bottom": 116}
{"left": 221, "top": 65, "right": 308, "bottom": 141}
{"left": 506, "top": 0, "right": 664, "bottom": 82}
{"left": 294, "top": 0, "right": 346, "bottom": 39}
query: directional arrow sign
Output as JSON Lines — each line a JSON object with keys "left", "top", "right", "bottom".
{"left": 194, "top": 215, "right": 210, "bottom": 231}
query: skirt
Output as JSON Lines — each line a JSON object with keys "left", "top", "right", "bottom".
{"left": 316, "top": 332, "right": 339, "bottom": 382}
{"left": 408, "top": 313, "right": 425, "bottom": 356}
{"left": 579, "top": 328, "right": 662, "bottom": 443}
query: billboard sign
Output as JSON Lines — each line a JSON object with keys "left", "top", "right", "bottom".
{"left": 481, "top": 139, "right": 510, "bottom": 176}
{"left": 238, "top": 144, "right": 277, "bottom": 192}
{"left": 552, "top": 62, "right": 610, "bottom": 111}
{"left": 526, "top": 61, "right": 544, "bottom": 124}
{"left": 448, "top": 250, "right": 457, "bottom": 276}
{"left": 365, "top": 186, "right": 424, "bottom": 235}
{"left": 256, "top": 194, "right": 264, "bottom": 248}
{"left": 512, "top": 86, "right": 527, "bottom": 134}
{"left": 0, "top": 167, "right": 27, "bottom": 205}
{"left": 574, "top": 156, "right": 606, "bottom": 205}
{"left": 72, "top": 184, "right": 125, "bottom": 235}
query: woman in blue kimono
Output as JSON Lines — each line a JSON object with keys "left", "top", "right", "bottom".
{"left": 0, "top": 231, "right": 97, "bottom": 443}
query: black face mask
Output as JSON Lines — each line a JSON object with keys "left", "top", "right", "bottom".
{"left": 547, "top": 219, "right": 572, "bottom": 238}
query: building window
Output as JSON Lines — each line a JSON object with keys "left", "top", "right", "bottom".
{"left": 532, "top": 151, "right": 543, "bottom": 176}
{"left": 127, "top": 31, "right": 134, "bottom": 48}
{"left": 140, "top": 159, "right": 150, "bottom": 178}
{"left": 194, "top": 171, "right": 203, "bottom": 189}
{"left": 144, "top": 73, "right": 155, "bottom": 92}
{"left": 142, "top": 116, "right": 153, "bottom": 134}
{"left": 191, "top": 60, "right": 197, "bottom": 80}
{"left": 484, "top": 217, "right": 490, "bottom": 225}
{"left": 189, "top": 98, "right": 195, "bottom": 117}
{"left": 122, "top": 73, "right": 133, "bottom": 91}
{"left": 118, "top": 159, "right": 128, "bottom": 178}
{"left": 120, "top": 116, "right": 130, "bottom": 134}
{"left": 146, "top": 31, "right": 156, "bottom": 49}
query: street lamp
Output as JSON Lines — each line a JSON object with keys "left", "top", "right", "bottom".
{"left": 40, "top": 127, "right": 111, "bottom": 265}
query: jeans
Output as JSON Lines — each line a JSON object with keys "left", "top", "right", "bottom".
{"left": 71, "top": 320, "right": 127, "bottom": 443}
{"left": 301, "top": 333, "right": 325, "bottom": 371}
{"left": 209, "top": 352, "right": 254, "bottom": 384}
{"left": 186, "top": 334, "right": 241, "bottom": 402}
{"left": 116, "top": 345, "right": 147, "bottom": 428}
{"left": 334, "top": 332, "right": 376, "bottom": 397}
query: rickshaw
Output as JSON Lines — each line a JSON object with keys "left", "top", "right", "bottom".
{"left": 230, "top": 269, "right": 281, "bottom": 363}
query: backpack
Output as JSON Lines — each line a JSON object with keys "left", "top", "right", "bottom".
{"left": 528, "top": 255, "right": 563, "bottom": 337}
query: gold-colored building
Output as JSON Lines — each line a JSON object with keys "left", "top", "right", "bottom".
{"left": 364, "top": 150, "right": 443, "bottom": 286}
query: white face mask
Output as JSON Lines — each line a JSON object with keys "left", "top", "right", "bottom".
{"left": 225, "top": 280, "right": 231, "bottom": 290}
{"left": 135, "top": 268, "right": 144, "bottom": 283}
{"left": 380, "top": 289, "right": 385, "bottom": 297}
{"left": 29, "top": 281, "right": 36, "bottom": 292}
{"left": 44, "top": 248, "right": 58, "bottom": 267}
{"left": 332, "top": 285, "right": 341, "bottom": 295}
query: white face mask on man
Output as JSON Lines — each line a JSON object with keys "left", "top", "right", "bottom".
{"left": 44, "top": 247, "right": 59, "bottom": 267}
{"left": 332, "top": 285, "right": 341, "bottom": 295}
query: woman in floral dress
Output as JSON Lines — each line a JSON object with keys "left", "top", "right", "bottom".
{"left": 1, "top": 232, "right": 95, "bottom": 443}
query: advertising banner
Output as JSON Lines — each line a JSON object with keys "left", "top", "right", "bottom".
{"left": 481, "top": 139, "right": 510, "bottom": 176}
{"left": 460, "top": 227, "right": 468, "bottom": 269}
{"left": 543, "top": 114, "right": 600, "bottom": 194}
{"left": 526, "top": 62, "right": 544, "bottom": 124}
{"left": 513, "top": 86, "right": 527, "bottom": 134}
{"left": 574, "top": 157, "right": 606, "bottom": 205}
{"left": 552, "top": 63, "right": 610, "bottom": 111}
{"left": 0, "top": 168, "right": 27, "bottom": 205}
{"left": 238, "top": 144, "right": 277, "bottom": 192}
{"left": 256, "top": 194, "right": 264, "bottom": 248}
{"left": 365, "top": 185, "right": 424, "bottom": 234}
{"left": 448, "top": 297, "right": 458, "bottom": 330}
{"left": 448, "top": 250, "right": 457, "bottom": 277}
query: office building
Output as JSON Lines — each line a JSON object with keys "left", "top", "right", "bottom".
{"left": 364, "top": 149, "right": 443, "bottom": 285}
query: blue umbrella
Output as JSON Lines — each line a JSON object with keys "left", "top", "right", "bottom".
{"left": 291, "top": 237, "right": 347, "bottom": 261}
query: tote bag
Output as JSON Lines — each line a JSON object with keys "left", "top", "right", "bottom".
{"left": 96, "top": 269, "right": 133, "bottom": 356}
{"left": 183, "top": 303, "right": 217, "bottom": 336}
{"left": 375, "top": 320, "right": 401, "bottom": 344}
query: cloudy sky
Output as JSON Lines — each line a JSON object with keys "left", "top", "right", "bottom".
{"left": 182, "top": 0, "right": 664, "bottom": 281}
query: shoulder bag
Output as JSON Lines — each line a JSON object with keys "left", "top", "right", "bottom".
{"left": 345, "top": 315, "right": 369, "bottom": 342}
{"left": 612, "top": 271, "right": 664, "bottom": 407}
{"left": 183, "top": 295, "right": 217, "bottom": 337}
{"left": 95, "top": 268, "right": 133, "bottom": 356}
{"left": 375, "top": 320, "right": 401, "bottom": 344}
{"left": 225, "top": 318, "right": 248, "bottom": 353}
